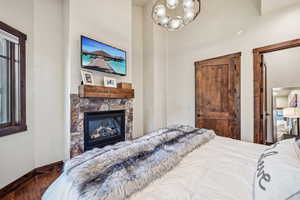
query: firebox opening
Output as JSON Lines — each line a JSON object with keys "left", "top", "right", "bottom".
{"left": 84, "top": 110, "right": 125, "bottom": 151}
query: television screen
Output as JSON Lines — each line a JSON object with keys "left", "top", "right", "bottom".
{"left": 81, "top": 36, "right": 127, "bottom": 76}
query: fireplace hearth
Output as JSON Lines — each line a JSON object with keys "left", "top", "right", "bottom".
{"left": 84, "top": 110, "right": 125, "bottom": 151}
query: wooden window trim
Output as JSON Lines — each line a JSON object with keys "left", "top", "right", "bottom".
{"left": 0, "top": 21, "right": 27, "bottom": 137}
{"left": 253, "top": 38, "right": 300, "bottom": 144}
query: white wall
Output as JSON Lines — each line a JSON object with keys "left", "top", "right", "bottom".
{"left": 0, "top": 0, "right": 35, "bottom": 189}
{"left": 275, "top": 96, "right": 288, "bottom": 109}
{"left": 64, "top": 0, "right": 133, "bottom": 158}
{"left": 143, "top": 2, "right": 155, "bottom": 132}
{"left": 132, "top": 5, "right": 144, "bottom": 138}
{"left": 0, "top": 0, "right": 65, "bottom": 188}
{"left": 153, "top": 20, "right": 168, "bottom": 131}
{"left": 66, "top": 0, "right": 132, "bottom": 94}
{"left": 166, "top": 0, "right": 300, "bottom": 142}
{"left": 33, "top": 0, "right": 65, "bottom": 168}
{"left": 143, "top": 1, "right": 168, "bottom": 133}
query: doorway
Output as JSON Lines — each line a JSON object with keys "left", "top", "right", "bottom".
{"left": 253, "top": 38, "right": 300, "bottom": 144}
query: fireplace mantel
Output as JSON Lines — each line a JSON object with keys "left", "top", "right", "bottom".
{"left": 79, "top": 85, "right": 134, "bottom": 99}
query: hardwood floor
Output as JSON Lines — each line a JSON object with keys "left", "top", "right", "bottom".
{"left": 2, "top": 165, "right": 62, "bottom": 200}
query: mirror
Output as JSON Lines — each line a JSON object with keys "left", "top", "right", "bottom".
{"left": 272, "top": 87, "right": 300, "bottom": 142}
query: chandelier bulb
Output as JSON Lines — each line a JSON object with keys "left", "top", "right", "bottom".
{"left": 152, "top": 0, "right": 201, "bottom": 31}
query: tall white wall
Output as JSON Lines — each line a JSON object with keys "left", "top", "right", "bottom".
{"left": 66, "top": 0, "right": 132, "bottom": 94}
{"left": 153, "top": 21, "right": 168, "bottom": 130}
{"left": 64, "top": 0, "right": 133, "bottom": 158}
{"left": 132, "top": 5, "right": 144, "bottom": 138}
{"left": 143, "top": 1, "right": 168, "bottom": 133}
{"left": 166, "top": 0, "right": 300, "bottom": 142}
{"left": 0, "top": 0, "right": 34, "bottom": 189}
{"left": 143, "top": 2, "right": 155, "bottom": 132}
{"left": 33, "top": 0, "right": 65, "bottom": 168}
{"left": 0, "top": 0, "right": 65, "bottom": 188}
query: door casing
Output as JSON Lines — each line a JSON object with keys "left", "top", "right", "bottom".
{"left": 253, "top": 38, "right": 300, "bottom": 144}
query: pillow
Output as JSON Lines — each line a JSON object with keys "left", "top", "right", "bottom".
{"left": 297, "top": 139, "right": 300, "bottom": 149}
{"left": 253, "top": 139, "right": 300, "bottom": 200}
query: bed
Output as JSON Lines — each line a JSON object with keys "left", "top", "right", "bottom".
{"left": 43, "top": 126, "right": 300, "bottom": 200}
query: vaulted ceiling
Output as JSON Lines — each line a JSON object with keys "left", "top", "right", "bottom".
{"left": 133, "top": 0, "right": 300, "bottom": 15}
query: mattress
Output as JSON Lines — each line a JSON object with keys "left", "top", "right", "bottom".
{"left": 43, "top": 136, "right": 266, "bottom": 200}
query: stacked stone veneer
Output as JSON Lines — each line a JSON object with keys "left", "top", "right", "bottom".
{"left": 70, "top": 94, "right": 133, "bottom": 158}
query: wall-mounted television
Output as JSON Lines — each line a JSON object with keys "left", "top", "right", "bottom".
{"left": 81, "top": 36, "right": 127, "bottom": 76}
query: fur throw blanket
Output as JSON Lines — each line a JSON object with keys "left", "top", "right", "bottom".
{"left": 64, "top": 125, "right": 215, "bottom": 200}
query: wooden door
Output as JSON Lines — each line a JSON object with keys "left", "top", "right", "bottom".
{"left": 195, "top": 53, "right": 241, "bottom": 139}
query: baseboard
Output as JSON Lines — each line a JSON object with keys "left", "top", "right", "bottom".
{"left": 0, "top": 161, "right": 63, "bottom": 199}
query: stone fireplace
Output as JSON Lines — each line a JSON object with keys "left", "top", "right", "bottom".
{"left": 70, "top": 94, "right": 133, "bottom": 158}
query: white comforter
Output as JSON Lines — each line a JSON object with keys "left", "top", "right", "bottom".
{"left": 43, "top": 136, "right": 265, "bottom": 200}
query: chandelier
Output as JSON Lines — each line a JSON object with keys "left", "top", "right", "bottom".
{"left": 152, "top": 0, "right": 201, "bottom": 31}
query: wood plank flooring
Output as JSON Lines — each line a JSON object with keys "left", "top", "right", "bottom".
{"left": 2, "top": 165, "right": 61, "bottom": 200}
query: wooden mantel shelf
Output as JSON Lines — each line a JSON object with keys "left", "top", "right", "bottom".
{"left": 79, "top": 85, "right": 135, "bottom": 99}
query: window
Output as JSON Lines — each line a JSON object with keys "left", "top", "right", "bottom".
{"left": 0, "top": 21, "right": 27, "bottom": 137}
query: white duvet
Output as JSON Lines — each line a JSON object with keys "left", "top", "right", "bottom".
{"left": 43, "top": 136, "right": 266, "bottom": 200}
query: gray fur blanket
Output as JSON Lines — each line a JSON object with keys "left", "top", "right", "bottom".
{"left": 64, "top": 125, "right": 215, "bottom": 200}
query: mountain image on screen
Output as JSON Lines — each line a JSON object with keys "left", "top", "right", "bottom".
{"left": 81, "top": 36, "right": 126, "bottom": 76}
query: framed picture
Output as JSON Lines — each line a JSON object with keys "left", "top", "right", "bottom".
{"left": 81, "top": 70, "right": 94, "bottom": 85}
{"left": 104, "top": 76, "right": 117, "bottom": 88}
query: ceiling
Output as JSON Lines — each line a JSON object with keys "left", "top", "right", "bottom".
{"left": 133, "top": 0, "right": 300, "bottom": 13}
{"left": 133, "top": 0, "right": 149, "bottom": 6}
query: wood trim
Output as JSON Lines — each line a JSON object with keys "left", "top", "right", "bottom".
{"left": 253, "top": 52, "right": 263, "bottom": 144}
{"left": 253, "top": 38, "right": 300, "bottom": 54}
{"left": 0, "top": 125, "right": 27, "bottom": 137}
{"left": 0, "top": 122, "right": 12, "bottom": 128}
{"left": 10, "top": 43, "right": 16, "bottom": 125}
{"left": 253, "top": 38, "right": 300, "bottom": 144}
{"left": 0, "top": 161, "right": 63, "bottom": 199}
{"left": 0, "top": 21, "right": 27, "bottom": 40}
{"left": 0, "top": 170, "right": 36, "bottom": 199}
{"left": 195, "top": 52, "right": 241, "bottom": 65}
{"left": 79, "top": 85, "right": 135, "bottom": 99}
{"left": 19, "top": 36, "right": 27, "bottom": 128}
{"left": 0, "top": 21, "right": 27, "bottom": 137}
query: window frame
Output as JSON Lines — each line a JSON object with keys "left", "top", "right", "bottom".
{"left": 0, "top": 21, "right": 27, "bottom": 137}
